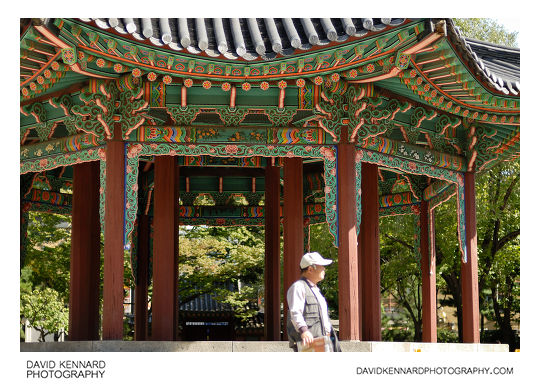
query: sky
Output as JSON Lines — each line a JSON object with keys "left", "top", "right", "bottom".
{"left": 495, "top": 18, "right": 520, "bottom": 47}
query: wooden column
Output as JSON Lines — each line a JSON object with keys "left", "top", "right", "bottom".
{"left": 69, "top": 161, "right": 101, "bottom": 340}
{"left": 282, "top": 157, "right": 303, "bottom": 340}
{"left": 337, "top": 143, "right": 360, "bottom": 340}
{"left": 152, "top": 155, "right": 179, "bottom": 341}
{"left": 461, "top": 171, "right": 480, "bottom": 342}
{"left": 359, "top": 162, "right": 381, "bottom": 341}
{"left": 420, "top": 200, "right": 437, "bottom": 342}
{"left": 102, "top": 139, "right": 126, "bottom": 340}
{"left": 134, "top": 213, "right": 150, "bottom": 341}
{"left": 264, "top": 161, "right": 281, "bottom": 341}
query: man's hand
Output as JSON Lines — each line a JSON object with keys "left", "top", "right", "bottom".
{"left": 301, "top": 330, "right": 314, "bottom": 347}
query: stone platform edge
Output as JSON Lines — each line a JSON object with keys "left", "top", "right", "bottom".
{"left": 20, "top": 341, "right": 509, "bottom": 352}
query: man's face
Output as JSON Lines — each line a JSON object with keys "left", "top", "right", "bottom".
{"left": 310, "top": 264, "right": 326, "bottom": 283}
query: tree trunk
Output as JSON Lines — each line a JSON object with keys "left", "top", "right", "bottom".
{"left": 438, "top": 259, "right": 463, "bottom": 341}
{"left": 491, "top": 280, "right": 518, "bottom": 351}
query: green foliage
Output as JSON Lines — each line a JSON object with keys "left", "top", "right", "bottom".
{"left": 453, "top": 19, "right": 519, "bottom": 47}
{"left": 432, "top": 159, "right": 519, "bottom": 347}
{"left": 475, "top": 160, "right": 520, "bottom": 345}
{"left": 24, "top": 212, "right": 71, "bottom": 303}
{"left": 380, "top": 215, "right": 423, "bottom": 340}
{"left": 381, "top": 310, "right": 415, "bottom": 342}
{"left": 177, "top": 226, "right": 265, "bottom": 321}
{"left": 437, "top": 327, "right": 459, "bottom": 343}
{"left": 308, "top": 222, "right": 339, "bottom": 318}
{"left": 20, "top": 287, "right": 69, "bottom": 341}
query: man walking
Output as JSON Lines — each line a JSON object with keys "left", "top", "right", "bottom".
{"left": 286, "top": 252, "right": 341, "bottom": 352}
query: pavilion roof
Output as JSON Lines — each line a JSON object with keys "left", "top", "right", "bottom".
{"left": 446, "top": 19, "right": 519, "bottom": 96}
{"left": 20, "top": 18, "right": 520, "bottom": 176}
{"left": 21, "top": 18, "right": 520, "bottom": 99}
{"left": 74, "top": 18, "right": 409, "bottom": 61}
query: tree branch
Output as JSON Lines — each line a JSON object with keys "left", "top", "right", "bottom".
{"left": 499, "top": 173, "right": 520, "bottom": 212}
{"left": 497, "top": 229, "right": 520, "bottom": 252}
{"left": 382, "top": 234, "right": 414, "bottom": 252}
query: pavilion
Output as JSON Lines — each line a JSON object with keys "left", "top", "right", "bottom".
{"left": 20, "top": 18, "right": 519, "bottom": 346}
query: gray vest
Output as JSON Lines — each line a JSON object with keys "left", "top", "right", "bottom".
{"left": 287, "top": 278, "right": 326, "bottom": 347}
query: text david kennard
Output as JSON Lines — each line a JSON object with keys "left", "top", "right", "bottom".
{"left": 27, "top": 360, "right": 106, "bottom": 379}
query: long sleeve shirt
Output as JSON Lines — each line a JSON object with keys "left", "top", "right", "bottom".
{"left": 286, "top": 278, "right": 332, "bottom": 335}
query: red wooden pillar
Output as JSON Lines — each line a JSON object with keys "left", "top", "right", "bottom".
{"left": 420, "top": 200, "right": 437, "bottom": 342}
{"left": 102, "top": 139, "right": 126, "bottom": 340}
{"left": 282, "top": 157, "right": 303, "bottom": 340}
{"left": 359, "top": 162, "right": 381, "bottom": 341}
{"left": 134, "top": 213, "right": 150, "bottom": 341}
{"left": 337, "top": 143, "right": 360, "bottom": 340}
{"left": 69, "top": 161, "right": 101, "bottom": 340}
{"left": 461, "top": 171, "right": 480, "bottom": 342}
{"left": 152, "top": 155, "right": 179, "bottom": 341}
{"left": 264, "top": 161, "right": 281, "bottom": 341}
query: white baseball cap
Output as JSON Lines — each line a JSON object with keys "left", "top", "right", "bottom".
{"left": 300, "top": 252, "right": 333, "bottom": 269}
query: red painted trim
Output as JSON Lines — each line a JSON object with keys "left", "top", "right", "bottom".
{"left": 359, "top": 162, "right": 381, "bottom": 341}
{"left": 20, "top": 51, "right": 61, "bottom": 87}
{"left": 69, "top": 161, "right": 100, "bottom": 341}
{"left": 134, "top": 214, "right": 150, "bottom": 341}
{"left": 79, "top": 44, "right": 398, "bottom": 81}
{"left": 461, "top": 171, "right": 480, "bottom": 343}
{"left": 420, "top": 200, "right": 437, "bottom": 342}
{"left": 33, "top": 25, "right": 115, "bottom": 80}
{"left": 102, "top": 137, "right": 126, "bottom": 340}
{"left": 411, "top": 61, "right": 520, "bottom": 114}
{"left": 264, "top": 164, "right": 281, "bottom": 341}
{"left": 337, "top": 143, "right": 361, "bottom": 341}
{"left": 152, "top": 156, "right": 179, "bottom": 341}
{"left": 282, "top": 157, "right": 303, "bottom": 341}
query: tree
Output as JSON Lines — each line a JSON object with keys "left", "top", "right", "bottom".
{"left": 20, "top": 287, "right": 69, "bottom": 342}
{"left": 380, "top": 215, "right": 423, "bottom": 341}
{"left": 372, "top": 19, "right": 520, "bottom": 349}
{"left": 20, "top": 211, "right": 72, "bottom": 340}
{"left": 23, "top": 212, "right": 71, "bottom": 303}
{"left": 177, "top": 226, "right": 265, "bottom": 321}
{"left": 309, "top": 222, "right": 339, "bottom": 318}
{"left": 452, "top": 19, "right": 519, "bottom": 48}
{"left": 435, "top": 19, "right": 520, "bottom": 349}
{"left": 474, "top": 160, "right": 519, "bottom": 349}
{"left": 433, "top": 159, "right": 520, "bottom": 349}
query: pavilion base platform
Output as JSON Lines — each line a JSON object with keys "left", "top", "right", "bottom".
{"left": 20, "top": 341, "right": 508, "bottom": 352}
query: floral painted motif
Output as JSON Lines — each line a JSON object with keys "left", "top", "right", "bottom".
{"left": 183, "top": 78, "right": 193, "bottom": 87}
{"left": 114, "top": 63, "right": 124, "bottom": 73}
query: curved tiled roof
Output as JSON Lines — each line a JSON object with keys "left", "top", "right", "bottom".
{"left": 179, "top": 293, "right": 232, "bottom": 312}
{"left": 446, "top": 19, "right": 520, "bottom": 95}
{"left": 71, "top": 18, "right": 520, "bottom": 95}
{"left": 77, "top": 18, "right": 408, "bottom": 61}
{"left": 24, "top": 18, "right": 520, "bottom": 99}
